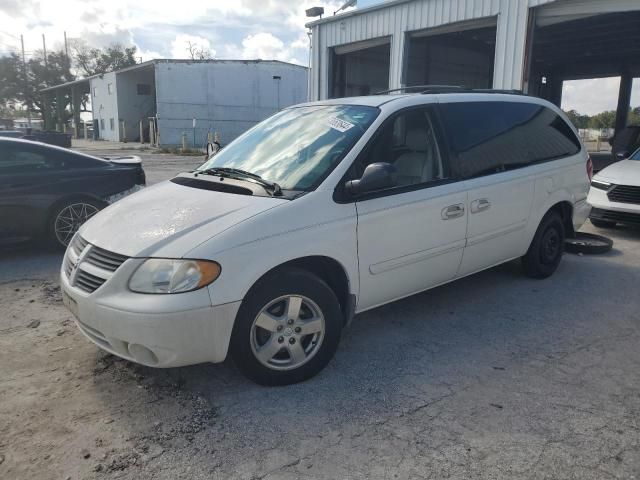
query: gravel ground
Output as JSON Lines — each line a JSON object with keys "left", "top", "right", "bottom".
{"left": 1, "top": 149, "right": 639, "bottom": 479}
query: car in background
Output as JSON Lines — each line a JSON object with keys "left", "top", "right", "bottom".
{"left": 21, "top": 130, "right": 73, "bottom": 148}
{"left": 0, "top": 138, "right": 145, "bottom": 248}
{"left": 588, "top": 147, "right": 640, "bottom": 228}
{"left": 610, "top": 125, "right": 640, "bottom": 161}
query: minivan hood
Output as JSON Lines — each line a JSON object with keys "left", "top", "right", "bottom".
{"left": 80, "top": 179, "right": 287, "bottom": 257}
{"left": 596, "top": 159, "right": 640, "bottom": 186}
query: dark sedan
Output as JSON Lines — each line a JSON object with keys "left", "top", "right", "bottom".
{"left": 0, "top": 138, "right": 146, "bottom": 247}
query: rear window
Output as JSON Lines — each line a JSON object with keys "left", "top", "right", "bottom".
{"left": 439, "top": 101, "right": 582, "bottom": 178}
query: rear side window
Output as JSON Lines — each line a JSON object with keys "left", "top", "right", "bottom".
{"left": 439, "top": 101, "right": 582, "bottom": 179}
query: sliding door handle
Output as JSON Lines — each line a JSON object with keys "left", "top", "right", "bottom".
{"left": 442, "top": 204, "right": 465, "bottom": 220}
{"left": 471, "top": 198, "right": 491, "bottom": 214}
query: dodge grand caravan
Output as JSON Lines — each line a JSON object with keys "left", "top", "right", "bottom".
{"left": 61, "top": 91, "right": 592, "bottom": 385}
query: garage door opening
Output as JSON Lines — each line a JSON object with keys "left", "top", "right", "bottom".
{"left": 330, "top": 39, "right": 391, "bottom": 98}
{"left": 529, "top": 11, "right": 640, "bottom": 130}
{"left": 404, "top": 21, "right": 497, "bottom": 89}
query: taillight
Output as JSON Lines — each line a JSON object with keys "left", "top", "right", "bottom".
{"left": 587, "top": 156, "right": 594, "bottom": 180}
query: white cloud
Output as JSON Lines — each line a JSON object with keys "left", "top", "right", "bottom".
{"left": 241, "top": 33, "right": 285, "bottom": 60}
{"left": 562, "top": 77, "right": 640, "bottom": 116}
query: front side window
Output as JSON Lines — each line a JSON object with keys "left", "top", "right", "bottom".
{"left": 196, "top": 105, "right": 379, "bottom": 191}
{"left": 630, "top": 148, "right": 640, "bottom": 160}
{"left": 353, "top": 107, "right": 447, "bottom": 188}
{"left": 439, "top": 101, "right": 582, "bottom": 179}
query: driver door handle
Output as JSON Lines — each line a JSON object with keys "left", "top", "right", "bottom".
{"left": 471, "top": 198, "right": 491, "bottom": 214}
{"left": 442, "top": 204, "right": 465, "bottom": 220}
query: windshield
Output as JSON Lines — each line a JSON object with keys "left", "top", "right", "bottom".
{"left": 196, "top": 105, "right": 379, "bottom": 191}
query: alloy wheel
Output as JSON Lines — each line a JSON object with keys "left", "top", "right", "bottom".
{"left": 250, "top": 295, "right": 326, "bottom": 371}
{"left": 54, "top": 203, "right": 99, "bottom": 247}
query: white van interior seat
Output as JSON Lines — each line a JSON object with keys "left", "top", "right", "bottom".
{"left": 394, "top": 128, "right": 436, "bottom": 185}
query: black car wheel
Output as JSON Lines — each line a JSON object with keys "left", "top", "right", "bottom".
{"left": 522, "top": 211, "right": 565, "bottom": 279}
{"left": 49, "top": 200, "right": 102, "bottom": 248}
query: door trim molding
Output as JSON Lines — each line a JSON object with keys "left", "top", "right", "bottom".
{"left": 370, "top": 240, "right": 466, "bottom": 275}
{"left": 466, "top": 220, "right": 527, "bottom": 247}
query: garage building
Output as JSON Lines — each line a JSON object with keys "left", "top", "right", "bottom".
{"left": 41, "top": 59, "right": 308, "bottom": 147}
{"left": 307, "top": 0, "right": 640, "bottom": 134}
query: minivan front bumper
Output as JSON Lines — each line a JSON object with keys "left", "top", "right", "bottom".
{"left": 60, "top": 261, "right": 240, "bottom": 368}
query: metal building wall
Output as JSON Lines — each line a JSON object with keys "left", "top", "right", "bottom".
{"left": 154, "top": 61, "right": 308, "bottom": 147}
{"left": 309, "top": 0, "right": 558, "bottom": 100}
{"left": 90, "top": 72, "right": 119, "bottom": 141}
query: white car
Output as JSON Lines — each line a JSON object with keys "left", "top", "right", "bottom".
{"left": 61, "top": 91, "right": 592, "bottom": 385}
{"left": 588, "top": 148, "right": 640, "bottom": 228}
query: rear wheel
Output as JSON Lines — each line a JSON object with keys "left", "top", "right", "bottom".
{"left": 590, "top": 218, "right": 616, "bottom": 229}
{"left": 230, "top": 267, "right": 343, "bottom": 386}
{"left": 522, "top": 211, "right": 565, "bottom": 279}
{"left": 49, "top": 200, "right": 102, "bottom": 248}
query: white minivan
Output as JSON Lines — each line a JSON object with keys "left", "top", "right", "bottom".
{"left": 61, "top": 91, "right": 592, "bottom": 385}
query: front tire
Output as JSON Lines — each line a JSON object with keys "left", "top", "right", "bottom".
{"left": 48, "top": 199, "right": 102, "bottom": 248}
{"left": 230, "top": 267, "right": 343, "bottom": 386}
{"left": 522, "top": 211, "right": 565, "bottom": 279}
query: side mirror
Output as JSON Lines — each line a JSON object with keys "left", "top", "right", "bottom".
{"left": 616, "top": 151, "right": 630, "bottom": 160}
{"left": 345, "top": 162, "right": 397, "bottom": 196}
{"left": 206, "top": 142, "right": 221, "bottom": 159}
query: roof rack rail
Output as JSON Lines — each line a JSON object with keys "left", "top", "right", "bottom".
{"left": 374, "top": 85, "right": 465, "bottom": 95}
{"left": 373, "top": 85, "right": 525, "bottom": 96}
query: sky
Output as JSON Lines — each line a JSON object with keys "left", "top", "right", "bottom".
{"left": 0, "top": 0, "right": 638, "bottom": 116}
{"left": 562, "top": 77, "right": 640, "bottom": 116}
{"left": 0, "top": 0, "right": 380, "bottom": 66}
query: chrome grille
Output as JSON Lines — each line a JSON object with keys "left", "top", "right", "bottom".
{"left": 86, "top": 246, "right": 128, "bottom": 272}
{"left": 607, "top": 184, "right": 640, "bottom": 205}
{"left": 64, "top": 235, "right": 129, "bottom": 294}
{"left": 71, "top": 235, "right": 89, "bottom": 256}
{"left": 64, "top": 256, "right": 74, "bottom": 277}
{"left": 75, "top": 270, "right": 107, "bottom": 293}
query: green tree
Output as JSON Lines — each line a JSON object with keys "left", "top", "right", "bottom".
{"left": 0, "top": 50, "right": 74, "bottom": 121}
{"left": 71, "top": 41, "right": 138, "bottom": 77}
{"left": 589, "top": 110, "right": 616, "bottom": 130}
{"left": 629, "top": 106, "right": 640, "bottom": 126}
{"left": 564, "top": 109, "right": 591, "bottom": 129}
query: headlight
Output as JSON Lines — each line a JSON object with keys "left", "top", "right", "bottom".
{"left": 129, "top": 259, "right": 221, "bottom": 294}
{"left": 591, "top": 179, "right": 612, "bottom": 191}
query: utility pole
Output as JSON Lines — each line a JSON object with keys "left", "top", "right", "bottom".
{"left": 64, "top": 31, "right": 69, "bottom": 59}
{"left": 42, "top": 34, "right": 47, "bottom": 68}
{"left": 20, "top": 34, "right": 32, "bottom": 127}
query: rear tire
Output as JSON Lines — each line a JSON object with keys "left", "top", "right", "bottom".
{"left": 522, "top": 211, "right": 565, "bottom": 279}
{"left": 48, "top": 199, "right": 102, "bottom": 248}
{"left": 590, "top": 218, "right": 616, "bottom": 229}
{"left": 230, "top": 267, "right": 343, "bottom": 386}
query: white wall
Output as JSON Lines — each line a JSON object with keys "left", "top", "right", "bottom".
{"left": 116, "top": 67, "right": 156, "bottom": 142}
{"left": 90, "top": 72, "right": 119, "bottom": 141}
{"left": 154, "top": 61, "right": 308, "bottom": 147}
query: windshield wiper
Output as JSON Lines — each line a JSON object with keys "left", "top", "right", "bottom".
{"left": 196, "top": 167, "right": 282, "bottom": 196}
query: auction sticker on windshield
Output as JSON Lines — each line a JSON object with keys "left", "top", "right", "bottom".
{"left": 327, "top": 117, "right": 355, "bottom": 133}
